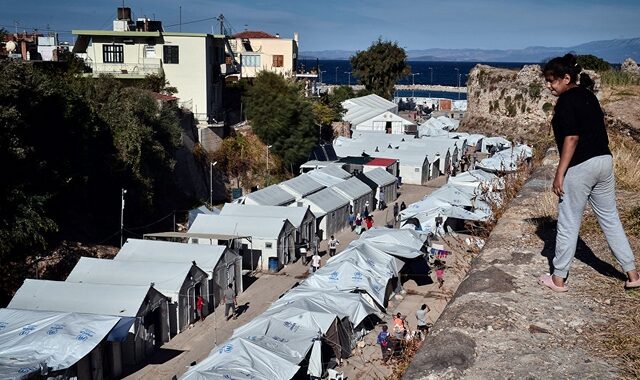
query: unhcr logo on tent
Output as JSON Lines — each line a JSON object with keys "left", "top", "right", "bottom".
{"left": 283, "top": 321, "right": 300, "bottom": 332}
{"left": 0, "top": 322, "right": 7, "bottom": 332}
{"left": 19, "top": 325, "right": 36, "bottom": 336}
{"left": 366, "top": 259, "right": 376, "bottom": 267}
{"left": 329, "top": 271, "right": 340, "bottom": 281}
{"left": 47, "top": 324, "right": 65, "bottom": 335}
{"left": 218, "top": 343, "right": 234, "bottom": 354}
{"left": 76, "top": 328, "right": 96, "bottom": 341}
{"left": 352, "top": 272, "right": 364, "bottom": 282}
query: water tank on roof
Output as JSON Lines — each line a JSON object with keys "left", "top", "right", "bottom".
{"left": 117, "top": 7, "right": 132, "bottom": 21}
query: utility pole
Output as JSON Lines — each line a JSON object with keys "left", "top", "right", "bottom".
{"left": 411, "top": 73, "right": 421, "bottom": 98}
{"left": 335, "top": 67, "right": 339, "bottom": 84}
{"left": 454, "top": 68, "right": 460, "bottom": 100}
{"left": 120, "top": 188, "right": 127, "bottom": 247}
{"left": 179, "top": 6, "right": 182, "bottom": 32}
{"left": 210, "top": 161, "right": 217, "bottom": 206}
{"left": 345, "top": 72, "right": 352, "bottom": 86}
{"left": 218, "top": 14, "right": 225, "bottom": 35}
{"left": 428, "top": 67, "right": 433, "bottom": 98}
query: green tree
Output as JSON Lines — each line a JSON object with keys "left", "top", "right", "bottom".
{"left": 350, "top": 39, "right": 410, "bottom": 99}
{"left": 577, "top": 54, "right": 611, "bottom": 72}
{"left": 245, "top": 72, "right": 316, "bottom": 169}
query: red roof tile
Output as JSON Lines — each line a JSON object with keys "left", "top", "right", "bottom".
{"left": 366, "top": 158, "right": 397, "bottom": 167}
{"left": 232, "top": 31, "right": 277, "bottom": 39}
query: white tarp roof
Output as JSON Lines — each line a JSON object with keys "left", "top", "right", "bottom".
{"left": 0, "top": 308, "right": 121, "bottom": 380}
{"left": 188, "top": 205, "right": 219, "bottom": 227}
{"left": 189, "top": 214, "right": 291, "bottom": 240}
{"left": 302, "top": 187, "right": 349, "bottom": 214}
{"left": 418, "top": 124, "right": 449, "bottom": 137}
{"left": 279, "top": 175, "right": 324, "bottom": 198}
{"left": 66, "top": 257, "right": 199, "bottom": 302}
{"left": 270, "top": 288, "right": 382, "bottom": 326}
{"left": 357, "top": 228, "right": 425, "bottom": 258}
{"left": 231, "top": 316, "right": 319, "bottom": 364}
{"left": 258, "top": 307, "right": 338, "bottom": 335}
{"left": 343, "top": 94, "right": 397, "bottom": 111}
{"left": 180, "top": 336, "right": 300, "bottom": 380}
{"left": 327, "top": 242, "right": 401, "bottom": 279}
{"left": 355, "top": 111, "right": 416, "bottom": 129}
{"left": 428, "top": 183, "right": 476, "bottom": 207}
{"left": 436, "top": 116, "right": 460, "bottom": 130}
{"left": 331, "top": 177, "right": 372, "bottom": 200}
{"left": 298, "top": 261, "right": 388, "bottom": 308}
{"left": 116, "top": 239, "right": 227, "bottom": 272}
{"left": 448, "top": 170, "right": 504, "bottom": 191}
{"left": 220, "top": 203, "right": 310, "bottom": 229}
{"left": 306, "top": 170, "right": 345, "bottom": 187}
{"left": 8, "top": 279, "right": 155, "bottom": 318}
{"left": 243, "top": 184, "right": 295, "bottom": 206}
{"left": 361, "top": 167, "right": 396, "bottom": 187}
{"left": 476, "top": 145, "right": 531, "bottom": 174}
{"left": 316, "top": 164, "right": 352, "bottom": 179}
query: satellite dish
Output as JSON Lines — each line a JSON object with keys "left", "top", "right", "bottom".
{"left": 5, "top": 40, "right": 16, "bottom": 53}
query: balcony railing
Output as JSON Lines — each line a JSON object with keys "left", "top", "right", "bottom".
{"left": 90, "top": 62, "right": 163, "bottom": 77}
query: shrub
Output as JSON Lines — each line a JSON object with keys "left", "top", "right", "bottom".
{"left": 542, "top": 102, "right": 554, "bottom": 113}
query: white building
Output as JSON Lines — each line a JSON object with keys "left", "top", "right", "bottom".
{"left": 229, "top": 30, "right": 298, "bottom": 79}
{"left": 66, "top": 257, "right": 208, "bottom": 336}
{"left": 189, "top": 214, "right": 296, "bottom": 272}
{"left": 72, "top": 14, "right": 226, "bottom": 124}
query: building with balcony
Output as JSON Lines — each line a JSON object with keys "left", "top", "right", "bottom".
{"left": 228, "top": 30, "right": 299, "bottom": 79}
{"left": 72, "top": 9, "right": 226, "bottom": 124}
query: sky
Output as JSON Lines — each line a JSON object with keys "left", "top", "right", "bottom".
{"left": 2, "top": 0, "right": 639, "bottom": 52}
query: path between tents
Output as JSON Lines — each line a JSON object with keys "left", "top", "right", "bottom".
{"left": 124, "top": 179, "right": 446, "bottom": 380}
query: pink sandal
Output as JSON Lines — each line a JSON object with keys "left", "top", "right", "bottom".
{"left": 625, "top": 278, "right": 640, "bottom": 289}
{"left": 538, "top": 274, "right": 569, "bottom": 292}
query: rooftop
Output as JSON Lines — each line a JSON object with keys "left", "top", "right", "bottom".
{"left": 232, "top": 31, "right": 277, "bottom": 39}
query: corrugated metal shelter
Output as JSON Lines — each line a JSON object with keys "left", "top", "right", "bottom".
{"left": 115, "top": 239, "right": 241, "bottom": 315}
{"left": 316, "top": 164, "right": 352, "bottom": 179}
{"left": 296, "top": 188, "right": 350, "bottom": 239}
{"left": 8, "top": 280, "right": 169, "bottom": 368}
{"left": 66, "top": 257, "right": 208, "bottom": 336}
{"left": 242, "top": 184, "right": 295, "bottom": 206}
{"left": 357, "top": 167, "right": 397, "bottom": 208}
{"left": 279, "top": 174, "right": 324, "bottom": 200}
{"left": 220, "top": 203, "right": 316, "bottom": 246}
{"left": 331, "top": 177, "right": 373, "bottom": 217}
{"left": 306, "top": 170, "right": 345, "bottom": 187}
{"left": 189, "top": 214, "right": 296, "bottom": 272}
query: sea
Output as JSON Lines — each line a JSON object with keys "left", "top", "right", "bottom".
{"left": 299, "top": 59, "right": 533, "bottom": 100}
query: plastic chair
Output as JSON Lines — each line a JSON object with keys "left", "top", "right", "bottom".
{"left": 327, "top": 368, "right": 344, "bottom": 380}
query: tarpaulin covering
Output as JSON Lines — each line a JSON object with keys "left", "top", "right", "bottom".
{"left": 357, "top": 228, "right": 426, "bottom": 258}
{"left": 179, "top": 337, "right": 300, "bottom": 380}
{"left": 0, "top": 308, "right": 121, "bottom": 380}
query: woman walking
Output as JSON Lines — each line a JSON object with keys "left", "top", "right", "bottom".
{"left": 538, "top": 53, "right": 639, "bottom": 292}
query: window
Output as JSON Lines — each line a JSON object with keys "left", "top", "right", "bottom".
{"left": 272, "top": 55, "right": 284, "bottom": 67}
{"left": 414, "top": 167, "right": 420, "bottom": 172}
{"left": 163, "top": 45, "right": 179, "bottom": 64}
{"left": 144, "top": 45, "right": 156, "bottom": 58}
{"left": 265, "top": 242, "right": 273, "bottom": 249}
{"left": 242, "top": 54, "right": 260, "bottom": 67}
{"left": 103, "top": 44, "right": 124, "bottom": 63}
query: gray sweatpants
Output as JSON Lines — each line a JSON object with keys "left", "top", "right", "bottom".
{"left": 554, "top": 155, "right": 636, "bottom": 278}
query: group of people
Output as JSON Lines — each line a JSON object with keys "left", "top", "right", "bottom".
{"left": 194, "top": 283, "right": 238, "bottom": 324}
{"left": 376, "top": 304, "right": 432, "bottom": 363}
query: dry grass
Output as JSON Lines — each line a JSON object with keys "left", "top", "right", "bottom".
{"left": 537, "top": 189, "right": 558, "bottom": 219}
{"left": 610, "top": 133, "right": 640, "bottom": 191}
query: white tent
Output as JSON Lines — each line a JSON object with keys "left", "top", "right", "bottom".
{"left": 188, "top": 205, "right": 219, "bottom": 227}
{"left": 357, "top": 228, "right": 426, "bottom": 258}
{"left": 448, "top": 169, "right": 503, "bottom": 191}
{"left": 270, "top": 288, "right": 382, "bottom": 326}
{"left": 243, "top": 184, "right": 295, "bottom": 206}
{"left": 180, "top": 337, "right": 300, "bottom": 380}
{"left": 220, "top": 203, "right": 316, "bottom": 245}
{"left": 352, "top": 111, "right": 416, "bottom": 134}
{"left": 299, "top": 260, "right": 388, "bottom": 308}
{"left": 189, "top": 214, "right": 296, "bottom": 271}
{"left": 8, "top": 280, "right": 170, "bottom": 368}
{"left": 0, "top": 308, "right": 121, "bottom": 380}
{"left": 66, "top": 257, "right": 208, "bottom": 335}
{"left": 327, "top": 242, "right": 401, "bottom": 279}
{"left": 115, "top": 238, "right": 241, "bottom": 313}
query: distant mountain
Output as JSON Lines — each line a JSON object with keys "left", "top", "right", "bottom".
{"left": 300, "top": 38, "right": 640, "bottom": 63}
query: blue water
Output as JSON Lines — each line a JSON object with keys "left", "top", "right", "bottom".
{"left": 297, "top": 59, "right": 532, "bottom": 99}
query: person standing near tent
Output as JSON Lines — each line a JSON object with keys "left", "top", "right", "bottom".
{"left": 415, "top": 304, "right": 430, "bottom": 339}
{"left": 224, "top": 284, "right": 237, "bottom": 320}
{"left": 348, "top": 211, "right": 355, "bottom": 231}
{"left": 328, "top": 235, "right": 339, "bottom": 257}
{"left": 393, "top": 202, "right": 399, "bottom": 221}
{"left": 196, "top": 295, "right": 205, "bottom": 321}
{"left": 354, "top": 213, "right": 363, "bottom": 234}
{"left": 379, "top": 190, "right": 385, "bottom": 210}
{"left": 365, "top": 215, "right": 374, "bottom": 230}
{"left": 400, "top": 201, "right": 407, "bottom": 212}
{"left": 364, "top": 201, "right": 370, "bottom": 218}
{"left": 435, "top": 260, "right": 446, "bottom": 288}
{"left": 311, "top": 251, "right": 321, "bottom": 273}
{"left": 538, "top": 53, "right": 639, "bottom": 292}
{"left": 377, "top": 325, "right": 392, "bottom": 363}
{"left": 392, "top": 312, "right": 406, "bottom": 339}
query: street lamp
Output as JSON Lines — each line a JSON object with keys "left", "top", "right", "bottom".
{"left": 454, "top": 68, "right": 460, "bottom": 100}
{"left": 266, "top": 145, "right": 273, "bottom": 186}
{"left": 320, "top": 70, "right": 326, "bottom": 83}
{"left": 335, "top": 66, "right": 339, "bottom": 84}
{"left": 120, "top": 188, "right": 127, "bottom": 247}
{"left": 344, "top": 71, "right": 352, "bottom": 86}
{"left": 410, "top": 72, "right": 421, "bottom": 98}
{"left": 209, "top": 161, "right": 217, "bottom": 207}
{"left": 428, "top": 67, "right": 433, "bottom": 98}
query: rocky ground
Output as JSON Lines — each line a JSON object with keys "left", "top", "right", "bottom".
{"left": 403, "top": 150, "right": 640, "bottom": 379}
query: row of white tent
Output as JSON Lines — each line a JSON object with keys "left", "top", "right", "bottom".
{"left": 3, "top": 238, "right": 242, "bottom": 379}
{"left": 180, "top": 228, "right": 429, "bottom": 380}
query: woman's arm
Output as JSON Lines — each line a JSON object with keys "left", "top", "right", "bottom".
{"left": 553, "top": 135, "right": 579, "bottom": 196}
